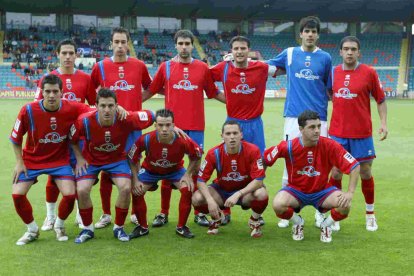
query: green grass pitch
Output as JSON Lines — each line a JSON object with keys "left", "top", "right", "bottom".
{"left": 0, "top": 98, "right": 413, "bottom": 275}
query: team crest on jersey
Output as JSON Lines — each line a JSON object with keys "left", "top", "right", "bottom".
{"left": 162, "top": 148, "right": 168, "bottom": 159}
{"left": 66, "top": 79, "right": 72, "bottom": 90}
{"left": 305, "top": 56, "right": 311, "bottom": 67}
{"left": 240, "top": 72, "right": 246, "bottom": 83}
{"left": 231, "top": 160, "right": 237, "bottom": 171}
{"left": 50, "top": 117, "right": 57, "bottom": 130}
{"left": 307, "top": 151, "right": 313, "bottom": 164}
{"left": 94, "top": 132, "right": 120, "bottom": 152}
{"left": 118, "top": 66, "right": 125, "bottom": 78}
{"left": 344, "top": 75, "right": 350, "bottom": 86}
{"left": 183, "top": 67, "right": 189, "bottom": 79}
{"left": 105, "top": 131, "right": 111, "bottom": 143}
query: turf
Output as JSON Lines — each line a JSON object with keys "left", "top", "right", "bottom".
{"left": 0, "top": 98, "right": 413, "bottom": 275}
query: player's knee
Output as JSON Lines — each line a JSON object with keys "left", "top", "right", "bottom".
{"left": 191, "top": 191, "right": 204, "bottom": 206}
{"left": 253, "top": 187, "right": 268, "bottom": 201}
{"left": 272, "top": 197, "right": 285, "bottom": 214}
{"left": 118, "top": 183, "right": 131, "bottom": 197}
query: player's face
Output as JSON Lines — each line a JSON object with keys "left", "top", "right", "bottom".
{"left": 155, "top": 116, "right": 174, "bottom": 139}
{"left": 58, "top": 45, "right": 76, "bottom": 69}
{"left": 175, "top": 37, "right": 193, "bottom": 59}
{"left": 300, "top": 119, "right": 321, "bottom": 144}
{"left": 300, "top": 27, "right": 319, "bottom": 49}
{"left": 97, "top": 97, "right": 117, "bottom": 124}
{"left": 112, "top": 33, "right": 129, "bottom": 57}
{"left": 231, "top": 41, "right": 249, "bottom": 65}
{"left": 222, "top": 124, "right": 243, "bottom": 151}
{"left": 42, "top": 83, "right": 62, "bottom": 110}
{"left": 340, "top": 41, "right": 360, "bottom": 66}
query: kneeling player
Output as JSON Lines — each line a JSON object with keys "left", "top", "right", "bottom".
{"left": 70, "top": 89, "right": 154, "bottom": 243}
{"left": 192, "top": 121, "right": 268, "bottom": 238}
{"left": 10, "top": 74, "right": 92, "bottom": 245}
{"left": 264, "top": 110, "right": 360, "bottom": 242}
{"left": 128, "top": 109, "right": 202, "bottom": 239}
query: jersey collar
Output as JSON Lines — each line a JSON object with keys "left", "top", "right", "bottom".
{"left": 96, "top": 111, "right": 116, "bottom": 127}
{"left": 56, "top": 68, "right": 77, "bottom": 75}
{"left": 39, "top": 99, "right": 62, "bottom": 112}
{"left": 341, "top": 62, "right": 360, "bottom": 71}
{"left": 110, "top": 56, "right": 129, "bottom": 63}
{"left": 156, "top": 132, "right": 176, "bottom": 144}
{"left": 224, "top": 142, "right": 243, "bottom": 155}
{"left": 300, "top": 46, "right": 319, "bottom": 53}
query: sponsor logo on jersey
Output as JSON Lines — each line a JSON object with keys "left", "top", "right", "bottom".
{"left": 150, "top": 159, "right": 177, "bottom": 168}
{"left": 39, "top": 132, "right": 67, "bottom": 144}
{"left": 343, "top": 152, "right": 356, "bottom": 163}
{"left": 138, "top": 111, "right": 148, "bottom": 121}
{"left": 294, "top": 69, "right": 320, "bottom": 80}
{"left": 110, "top": 80, "right": 135, "bottom": 91}
{"left": 231, "top": 84, "right": 256, "bottom": 94}
{"left": 297, "top": 166, "right": 320, "bottom": 177}
{"left": 334, "top": 88, "right": 358, "bottom": 99}
{"left": 94, "top": 143, "right": 121, "bottom": 152}
{"left": 173, "top": 80, "right": 199, "bottom": 91}
{"left": 222, "top": 172, "right": 248, "bottom": 182}
{"left": 62, "top": 92, "right": 79, "bottom": 102}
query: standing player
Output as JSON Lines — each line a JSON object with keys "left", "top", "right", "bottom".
{"left": 148, "top": 30, "right": 225, "bottom": 227}
{"left": 210, "top": 36, "right": 279, "bottom": 225}
{"left": 70, "top": 89, "right": 154, "bottom": 243}
{"left": 264, "top": 110, "right": 360, "bottom": 242}
{"left": 328, "top": 36, "right": 387, "bottom": 231}
{"left": 192, "top": 121, "right": 268, "bottom": 238}
{"left": 10, "top": 74, "right": 91, "bottom": 245}
{"left": 128, "top": 109, "right": 202, "bottom": 239}
{"left": 90, "top": 27, "right": 153, "bottom": 229}
{"left": 35, "top": 39, "right": 97, "bottom": 231}
{"left": 267, "top": 16, "right": 332, "bottom": 228}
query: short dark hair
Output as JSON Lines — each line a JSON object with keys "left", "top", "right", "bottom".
{"left": 56, "top": 39, "right": 77, "bottom": 54}
{"left": 229, "top": 36, "right": 250, "bottom": 48}
{"left": 299, "top": 16, "right": 321, "bottom": 33}
{"left": 155, "top": 108, "right": 174, "bottom": 122}
{"left": 222, "top": 120, "right": 242, "bottom": 133}
{"left": 298, "top": 110, "right": 320, "bottom": 128}
{"left": 340, "top": 35, "right": 361, "bottom": 50}
{"left": 96, "top": 88, "right": 117, "bottom": 104}
{"left": 174, "top": 29, "right": 194, "bottom": 44}
{"left": 41, "top": 74, "right": 62, "bottom": 90}
{"left": 111, "top": 27, "right": 130, "bottom": 42}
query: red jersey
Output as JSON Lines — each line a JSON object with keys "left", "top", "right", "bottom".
{"left": 329, "top": 64, "right": 385, "bottom": 138}
{"left": 128, "top": 130, "right": 202, "bottom": 175}
{"left": 35, "top": 69, "right": 96, "bottom": 105}
{"left": 90, "top": 57, "right": 152, "bottom": 111}
{"left": 10, "top": 100, "right": 91, "bottom": 169}
{"left": 198, "top": 141, "right": 265, "bottom": 192}
{"left": 210, "top": 60, "right": 269, "bottom": 120}
{"left": 149, "top": 59, "right": 218, "bottom": 131}
{"left": 264, "top": 137, "right": 359, "bottom": 193}
{"left": 70, "top": 110, "right": 154, "bottom": 166}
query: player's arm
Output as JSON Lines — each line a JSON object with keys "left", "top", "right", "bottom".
{"left": 224, "top": 178, "right": 264, "bottom": 208}
{"left": 214, "top": 92, "right": 226, "bottom": 103}
{"left": 197, "top": 155, "right": 221, "bottom": 219}
{"left": 128, "top": 139, "right": 146, "bottom": 196}
{"left": 142, "top": 89, "right": 155, "bottom": 102}
{"left": 338, "top": 164, "right": 360, "bottom": 208}
{"left": 180, "top": 159, "right": 198, "bottom": 192}
{"left": 11, "top": 143, "right": 27, "bottom": 184}
{"left": 71, "top": 142, "right": 89, "bottom": 177}
{"left": 116, "top": 105, "right": 129, "bottom": 120}
{"left": 377, "top": 101, "right": 388, "bottom": 141}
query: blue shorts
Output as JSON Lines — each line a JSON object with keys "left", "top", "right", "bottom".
{"left": 281, "top": 186, "right": 338, "bottom": 213}
{"left": 76, "top": 160, "right": 131, "bottom": 181}
{"left": 17, "top": 165, "right": 75, "bottom": 184}
{"left": 125, "top": 130, "right": 142, "bottom": 152}
{"left": 210, "top": 183, "right": 243, "bottom": 206}
{"left": 330, "top": 136, "right": 376, "bottom": 162}
{"left": 184, "top": 130, "right": 204, "bottom": 150}
{"left": 138, "top": 167, "right": 186, "bottom": 186}
{"left": 227, "top": 116, "right": 265, "bottom": 154}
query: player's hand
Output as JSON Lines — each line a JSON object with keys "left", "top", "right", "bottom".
{"left": 207, "top": 199, "right": 221, "bottom": 220}
{"left": 224, "top": 191, "right": 241, "bottom": 208}
{"left": 223, "top": 53, "right": 234, "bottom": 62}
{"left": 173, "top": 127, "right": 189, "bottom": 140}
{"left": 13, "top": 161, "right": 27, "bottom": 184}
{"left": 337, "top": 192, "right": 353, "bottom": 208}
{"left": 75, "top": 158, "right": 89, "bottom": 177}
{"left": 180, "top": 173, "right": 194, "bottom": 192}
{"left": 116, "top": 105, "right": 129, "bottom": 120}
{"left": 378, "top": 125, "right": 388, "bottom": 141}
{"left": 132, "top": 181, "right": 145, "bottom": 196}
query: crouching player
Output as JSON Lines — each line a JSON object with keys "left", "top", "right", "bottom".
{"left": 10, "top": 74, "right": 92, "bottom": 245}
{"left": 264, "top": 110, "right": 360, "bottom": 242}
{"left": 70, "top": 88, "right": 154, "bottom": 243}
{"left": 192, "top": 121, "right": 268, "bottom": 238}
{"left": 128, "top": 109, "right": 202, "bottom": 239}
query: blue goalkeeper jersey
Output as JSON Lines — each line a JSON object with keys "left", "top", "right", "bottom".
{"left": 267, "top": 46, "right": 332, "bottom": 120}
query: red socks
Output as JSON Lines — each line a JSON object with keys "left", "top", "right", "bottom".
{"left": 100, "top": 172, "right": 113, "bottom": 215}
{"left": 331, "top": 208, "right": 348, "bottom": 221}
{"left": 250, "top": 197, "right": 268, "bottom": 214}
{"left": 115, "top": 206, "right": 129, "bottom": 227}
{"left": 132, "top": 195, "right": 148, "bottom": 228}
{"left": 277, "top": 207, "right": 294, "bottom": 220}
{"left": 12, "top": 194, "right": 34, "bottom": 224}
{"left": 79, "top": 207, "right": 93, "bottom": 226}
{"left": 45, "top": 176, "right": 60, "bottom": 203}
{"left": 177, "top": 187, "right": 192, "bottom": 227}
{"left": 160, "top": 180, "right": 172, "bottom": 215}
{"left": 58, "top": 194, "right": 76, "bottom": 220}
